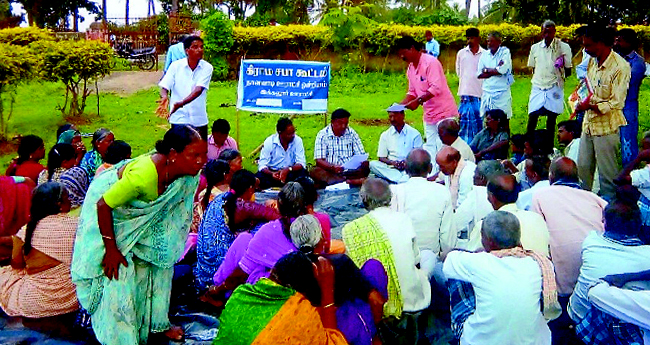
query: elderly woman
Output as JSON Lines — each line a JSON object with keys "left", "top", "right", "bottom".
{"left": 80, "top": 128, "right": 114, "bottom": 180}
{"left": 57, "top": 127, "right": 87, "bottom": 165}
{"left": 194, "top": 169, "right": 279, "bottom": 292}
{"left": 215, "top": 251, "right": 347, "bottom": 345}
{"left": 71, "top": 126, "right": 207, "bottom": 344}
{"left": 0, "top": 182, "right": 78, "bottom": 321}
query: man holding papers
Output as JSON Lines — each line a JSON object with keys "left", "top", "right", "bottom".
{"left": 311, "top": 108, "right": 370, "bottom": 188}
{"left": 370, "top": 103, "right": 423, "bottom": 183}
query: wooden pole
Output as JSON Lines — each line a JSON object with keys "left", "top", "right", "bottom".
{"left": 236, "top": 108, "right": 240, "bottom": 149}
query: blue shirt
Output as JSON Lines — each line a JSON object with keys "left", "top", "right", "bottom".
{"left": 426, "top": 39, "right": 440, "bottom": 58}
{"left": 623, "top": 51, "right": 646, "bottom": 111}
{"left": 477, "top": 46, "right": 514, "bottom": 92}
{"left": 164, "top": 42, "right": 187, "bottom": 73}
{"left": 258, "top": 133, "right": 306, "bottom": 171}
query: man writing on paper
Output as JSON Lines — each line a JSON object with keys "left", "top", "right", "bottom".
{"left": 370, "top": 103, "right": 423, "bottom": 184}
{"left": 157, "top": 36, "right": 213, "bottom": 140}
{"left": 311, "top": 109, "right": 369, "bottom": 188}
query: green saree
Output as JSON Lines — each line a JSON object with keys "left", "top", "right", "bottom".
{"left": 71, "top": 160, "right": 198, "bottom": 345}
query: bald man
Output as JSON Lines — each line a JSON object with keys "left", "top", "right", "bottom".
{"left": 438, "top": 118, "right": 475, "bottom": 163}
{"left": 436, "top": 146, "right": 477, "bottom": 209}
{"left": 464, "top": 174, "right": 550, "bottom": 256}
{"left": 532, "top": 157, "right": 607, "bottom": 299}
{"left": 390, "top": 148, "right": 456, "bottom": 254}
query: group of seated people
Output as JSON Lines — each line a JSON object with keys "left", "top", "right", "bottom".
{"left": 0, "top": 106, "right": 649, "bottom": 345}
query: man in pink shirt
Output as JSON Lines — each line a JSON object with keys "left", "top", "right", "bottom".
{"left": 531, "top": 157, "right": 607, "bottom": 345}
{"left": 207, "top": 119, "right": 238, "bottom": 161}
{"left": 397, "top": 36, "right": 458, "bottom": 175}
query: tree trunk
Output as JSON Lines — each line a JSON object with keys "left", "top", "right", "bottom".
{"left": 172, "top": 0, "right": 179, "bottom": 13}
{"left": 125, "top": 0, "right": 130, "bottom": 25}
{"left": 102, "top": 0, "right": 107, "bottom": 23}
{"left": 73, "top": 9, "right": 78, "bottom": 31}
{"left": 477, "top": 0, "right": 481, "bottom": 19}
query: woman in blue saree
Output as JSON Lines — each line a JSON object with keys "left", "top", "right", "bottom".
{"left": 71, "top": 126, "right": 207, "bottom": 344}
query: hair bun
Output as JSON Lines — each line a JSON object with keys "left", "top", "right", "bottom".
{"left": 299, "top": 245, "right": 315, "bottom": 254}
{"left": 155, "top": 139, "right": 170, "bottom": 155}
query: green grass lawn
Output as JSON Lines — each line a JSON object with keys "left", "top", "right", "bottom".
{"left": 3, "top": 72, "right": 650, "bottom": 172}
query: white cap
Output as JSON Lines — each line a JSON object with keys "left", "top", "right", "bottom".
{"left": 386, "top": 103, "right": 406, "bottom": 112}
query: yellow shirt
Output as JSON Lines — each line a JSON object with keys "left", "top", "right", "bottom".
{"left": 102, "top": 155, "right": 159, "bottom": 208}
{"left": 583, "top": 51, "right": 631, "bottom": 136}
{"left": 528, "top": 38, "right": 573, "bottom": 89}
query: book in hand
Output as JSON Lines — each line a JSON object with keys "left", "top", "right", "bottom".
{"left": 568, "top": 78, "right": 593, "bottom": 118}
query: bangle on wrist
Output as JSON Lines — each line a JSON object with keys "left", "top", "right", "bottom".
{"left": 323, "top": 302, "right": 336, "bottom": 309}
{"left": 101, "top": 235, "right": 115, "bottom": 241}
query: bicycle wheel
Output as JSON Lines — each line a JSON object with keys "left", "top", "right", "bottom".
{"left": 138, "top": 55, "right": 156, "bottom": 71}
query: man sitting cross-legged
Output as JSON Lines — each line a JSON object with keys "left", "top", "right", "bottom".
{"left": 256, "top": 117, "right": 308, "bottom": 189}
{"left": 311, "top": 109, "right": 369, "bottom": 188}
{"left": 437, "top": 118, "right": 475, "bottom": 163}
{"left": 444, "top": 210, "right": 561, "bottom": 345}
{"left": 369, "top": 103, "right": 423, "bottom": 184}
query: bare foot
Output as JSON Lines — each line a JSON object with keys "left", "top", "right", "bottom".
{"left": 163, "top": 326, "right": 184, "bottom": 342}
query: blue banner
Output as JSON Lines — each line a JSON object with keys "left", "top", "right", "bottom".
{"left": 236, "top": 59, "right": 330, "bottom": 114}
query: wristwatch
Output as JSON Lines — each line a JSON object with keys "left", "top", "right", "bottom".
{"left": 483, "top": 68, "right": 489, "bottom": 73}
{"left": 418, "top": 97, "right": 424, "bottom": 104}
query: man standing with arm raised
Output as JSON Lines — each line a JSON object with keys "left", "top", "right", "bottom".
{"left": 397, "top": 36, "right": 458, "bottom": 175}
{"left": 158, "top": 36, "right": 213, "bottom": 140}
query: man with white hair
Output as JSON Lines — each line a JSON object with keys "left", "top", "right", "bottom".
{"left": 527, "top": 20, "right": 573, "bottom": 148}
{"left": 343, "top": 178, "right": 435, "bottom": 319}
{"left": 444, "top": 210, "right": 560, "bottom": 345}
{"left": 390, "top": 148, "right": 455, "bottom": 254}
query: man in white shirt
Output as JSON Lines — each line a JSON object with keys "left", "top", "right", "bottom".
{"left": 370, "top": 104, "right": 423, "bottom": 183}
{"left": 569, "top": 192, "right": 650, "bottom": 325}
{"left": 437, "top": 118, "right": 475, "bottom": 163}
{"left": 557, "top": 120, "right": 581, "bottom": 163}
{"left": 390, "top": 148, "right": 455, "bottom": 255}
{"left": 456, "top": 27, "right": 485, "bottom": 143}
{"left": 256, "top": 117, "right": 307, "bottom": 189}
{"left": 526, "top": 20, "right": 573, "bottom": 150}
{"left": 444, "top": 210, "right": 555, "bottom": 345}
{"left": 455, "top": 160, "right": 505, "bottom": 246}
{"left": 436, "top": 146, "right": 477, "bottom": 209}
{"left": 343, "top": 178, "right": 435, "bottom": 318}
{"left": 517, "top": 155, "right": 551, "bottom": 211}
{"left": 465, "top": 174, "right": 550, "bottom": 256}
{"left": 477, "top": 32, "right": 514, "bottom": 120}
{"left": 158, "top": 36, "right": 213, "bottom": 140}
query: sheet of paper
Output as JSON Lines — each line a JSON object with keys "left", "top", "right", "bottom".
{"left": 325, "top": 182, "right": 350, "bottom": 191}
{"left": 342, "top": 153, "right": 369, "bottom": 170}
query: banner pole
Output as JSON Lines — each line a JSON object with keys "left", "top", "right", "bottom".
{"left": 236, "top": 108, "right": 240, "bottom": 146}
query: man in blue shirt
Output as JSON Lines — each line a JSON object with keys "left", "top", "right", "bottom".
{"left": 256, "top": 117, "right": 308, "bottom": 189}
{"left": 425, "top": 30, "right": 440, "bottom": 58}
{"left": 163, "top": 34, "right": 188, "bottom": 74}
{"left": 614, "top": 29, "right": 646, "bottom": 166}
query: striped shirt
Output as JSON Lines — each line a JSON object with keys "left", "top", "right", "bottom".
{"left": 314, "top": 125, "right": 366, "bottom": 166}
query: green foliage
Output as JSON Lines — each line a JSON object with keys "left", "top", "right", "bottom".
{"left": 0, "top": 27, "right": 54, "bottom": 46}
{"left": 389, "top": 6, "right": 469, "bottom": 26}
{"left": 202, "top": 11, "right": 234, "bottom": 81}
{"left": 202, "top": 11, "right": 234, "bottom": 59}
{"left": 15, "top": 0, "right": 99, "bottom": 28}
{"left": 0, "top": 43, "right": 35, "bottom": 140}
{"left": 320, "top": 6, "right": 376, "bottom": 52}
{"left": 33, "top": 40, "right": 112, "bottom": 117}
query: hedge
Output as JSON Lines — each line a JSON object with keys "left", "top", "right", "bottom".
{"left": 231, "top": 23, "right": 650, "bottom": 55}
{"left": 0, "top": 27, "right": 54, "bottom": 46}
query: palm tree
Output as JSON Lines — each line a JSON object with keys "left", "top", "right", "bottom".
{"left": 125, "top": 0, "right": 129, "bottom": 25}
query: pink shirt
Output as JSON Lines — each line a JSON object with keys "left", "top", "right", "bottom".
{"left": 455, "top": 46, "right": 485, "bottom": 98}
{"left": 531, "top": 185, "right": 607, "bottom": 296}
{"left": 407, "top": 53, "right": 458, "bottom": 124}
{"left": 207, "top": 135, "right": 238, "bottom": 161}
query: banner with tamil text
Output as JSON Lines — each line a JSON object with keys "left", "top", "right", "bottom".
{"left": 236, "top": 59, "right": 330, "bottom": 114}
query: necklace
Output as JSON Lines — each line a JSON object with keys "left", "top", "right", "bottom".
{"left": 164, "top": 157, "right": 170, "bottom": 189}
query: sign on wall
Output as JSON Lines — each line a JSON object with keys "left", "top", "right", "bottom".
{"left": 237, "top": 59, "right": 330, "bottom": 114}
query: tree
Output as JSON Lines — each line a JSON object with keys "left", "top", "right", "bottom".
{"left": 0, "top": 43, "right": 34, "bottom": 141}
{"left": 33, "top": 40, "right": 112, "bottom": 117}
{"left": 13, "top": 0, "right": 100, "bottom": 28}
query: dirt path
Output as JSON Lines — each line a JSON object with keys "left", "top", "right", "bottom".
{"left": 97, "top": 70, "right": 163, "bottom": 95}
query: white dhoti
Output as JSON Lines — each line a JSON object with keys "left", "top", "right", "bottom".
{"left": 424, "top": 121, "right": 442, "bottom": 176}
{"left": 528, "top": 85, "right": 564, "bottom": 115}
{"left": 369, "top": 160, "right": 410, "bottom": 184}
{"left": 480, "top": 89, "right": 513, "bottom": 119}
